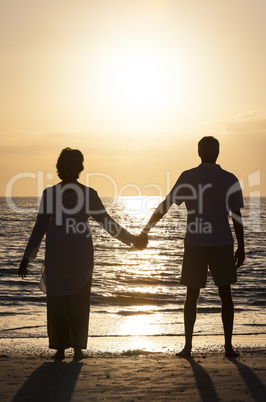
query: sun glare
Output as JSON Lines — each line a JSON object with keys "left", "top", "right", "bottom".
{"left": 101, "top": 46, "right": 172, "bottom": 123}
{"left": 121, "top": 60, "right": 159, "bottom": 102}
{"left": 73, "top": 40, "right": 196, "bottom": 129}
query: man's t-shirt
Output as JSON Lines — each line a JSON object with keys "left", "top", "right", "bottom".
{"left": 167, "top": 163, "right": 244, "bottom": 246}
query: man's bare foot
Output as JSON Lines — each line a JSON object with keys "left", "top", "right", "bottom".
{"left": 52, "top": 349, "right": 65, "bottom": 359}
{"left": 74, "top": 349, "right": 86, "bottom": 360}
{"left": 224, "top": 345, "right": 239, "bottom": 358}
{"left": 176, "top": 347, "right": 192, "bottom": 358}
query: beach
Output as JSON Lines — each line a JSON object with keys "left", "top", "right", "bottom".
{"left": 1, "top": 335, "right": 266, "bottom": 401}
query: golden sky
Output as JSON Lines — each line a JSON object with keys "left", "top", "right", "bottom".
{"left": 1, "top": 0, "right": 265, "bottom": 197}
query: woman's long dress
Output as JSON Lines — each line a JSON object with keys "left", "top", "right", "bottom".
{"left": 23, "top": 183, "right": 134, "bottom": 349}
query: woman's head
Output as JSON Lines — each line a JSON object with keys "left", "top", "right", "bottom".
{"left": 56, "top": 148, "right": 84, "bottom": 181}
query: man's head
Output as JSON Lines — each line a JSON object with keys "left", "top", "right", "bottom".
{"left": 198, "top": 136, "right": 220, "bottom": 163}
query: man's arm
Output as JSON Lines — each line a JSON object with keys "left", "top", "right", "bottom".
{"left": 232, "top": 210, "right": 245, "bottom": 268}
{"left": 141, "top": 196, "right": 173, "bottom": 235}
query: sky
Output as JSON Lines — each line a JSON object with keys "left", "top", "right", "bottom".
{"left": 0, "top": 0, "right": 265, "bottom": 197}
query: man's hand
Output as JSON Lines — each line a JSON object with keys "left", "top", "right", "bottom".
{"left": 18, "top": 258, "right": 29, "bottom": 279}
{"left": 232, "top": 211, "right": 245, "bottom": 268}
{"left": 234, "top": 248, "right": 245, "bottom": 268}
{"left": 135, "top": 233, "right": 148, "bottom": 250}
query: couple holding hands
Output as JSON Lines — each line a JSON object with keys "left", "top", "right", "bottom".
{"left": 19, "top": 137, "right": 245, "bottom": 359}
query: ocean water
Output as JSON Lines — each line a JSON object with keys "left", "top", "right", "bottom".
{"left": 0, "top": 196, "right": 265, "bottom": 345}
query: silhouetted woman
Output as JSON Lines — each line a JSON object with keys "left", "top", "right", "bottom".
{"left": 18, "top": 148, "right": 146, "bottom": 359}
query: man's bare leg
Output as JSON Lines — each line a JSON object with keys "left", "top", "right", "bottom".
{"left": 218, "top": 285, "right": 239, "bottom": 357}
{"left": 176, "top": 287, "right": 200, "bottom": 357}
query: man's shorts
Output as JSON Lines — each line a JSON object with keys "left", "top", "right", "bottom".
{"left": 180, "top": 243, "right": 237, "bottom": 288}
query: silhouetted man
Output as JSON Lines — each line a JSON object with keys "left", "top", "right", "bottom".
{"left": 141, "top": 136, "right": 245, "bottom": 357}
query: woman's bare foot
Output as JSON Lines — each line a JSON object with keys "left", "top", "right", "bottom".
{"left": 176, "top": 347, "right": 192, "bottom": 358}
{"left": 224, "top": 345, "right": 239, "bottom": 357}
{"left": 52, "top": 349, "right": 65, "bottom": 359}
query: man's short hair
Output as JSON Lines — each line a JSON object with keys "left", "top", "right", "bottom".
{"left": 198, "top": 136, "right": 220, "bottom": 162}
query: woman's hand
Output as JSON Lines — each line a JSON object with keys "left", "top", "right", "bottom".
{"left": 234, "top": 248, "right": 245, "bottom": 268}
{"left": 18, "top": 258, "right": 29, "bottom": 279}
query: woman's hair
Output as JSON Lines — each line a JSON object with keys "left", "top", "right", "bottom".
{"left": 56, "top": 148, "right": 84, "bottom": 181}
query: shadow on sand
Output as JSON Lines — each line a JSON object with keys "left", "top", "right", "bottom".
{"left": 12, "top": 360, "right": 83, "bottom": 402}
{"left": 228, "top": 357, "right": 266, "bottom": 402}
{"left": 186, "top": 358, "right": 219, "bottom": 402}
{"left": 185, "top": 355, "right": 266, "bottom": 402}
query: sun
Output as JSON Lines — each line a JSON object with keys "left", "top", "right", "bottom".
{"left": 74, "top": 42, "right": 189, "bottom": 129}
{"left": 102, "top": 46, "right": 172, "bottom": 122}
{"left": 121, "top": 60, "right": 159, "bottom": 102}
{"left": 73, "top": 41, "right": 191, "bottom": 128}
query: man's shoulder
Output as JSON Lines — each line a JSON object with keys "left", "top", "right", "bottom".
{"left": 189, "top": 164, "right": 239, "bottom": 182}
{"left": 218, "top": 167, "right": 239, "bottom": 182}
{"left": 174, "top": 166, "right": 207, "bottom": 185}
{"left": 179, "top": 166, "right": 199, "bottom": 177}
{"left": 174, "top": 164, "right": 240, "bottom": 186}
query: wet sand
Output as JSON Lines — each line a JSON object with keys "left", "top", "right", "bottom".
{"left": 0, "top": 335, "right": 265, "bottom": 401}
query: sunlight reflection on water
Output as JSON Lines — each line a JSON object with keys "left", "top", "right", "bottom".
{"left": 1, "top": 196, "right": 266, "bottom": 343}
{"left": 118, "top": 313, "right": 165, "bottom": 336}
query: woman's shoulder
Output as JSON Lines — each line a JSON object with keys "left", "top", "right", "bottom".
{"left": 78, "top": 184, "right": 100, "bottom": 200}
{"left": 43, "top": 182, "right": 96, "bottom": 191}
{"left": 42, "top": 183, "right": 99, "bottom": 200}
{"left": 42, "top": 184, "right": 60, "bottom": 195}
{"left": 82, "top": 185, "right": 97, "bottom": 194}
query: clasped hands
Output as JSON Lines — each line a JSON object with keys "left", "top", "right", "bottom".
{"left": 134, "top": 231, "right": 149, "bottom": 251}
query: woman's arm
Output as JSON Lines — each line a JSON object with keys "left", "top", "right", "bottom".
{"left": 18, "top": 190, "right": 51, "bottom": 278}
{"left": 90, "top": 192, "right": 147, "bottom": 249}
{"left": 92, "top": 209, "right": 137, "bottom": 246}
